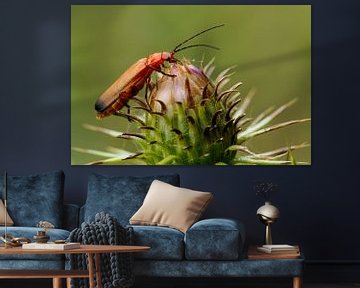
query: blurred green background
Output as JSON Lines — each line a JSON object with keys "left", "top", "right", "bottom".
{"left": 71, "top": 5, "right": 311, "bottom": 165}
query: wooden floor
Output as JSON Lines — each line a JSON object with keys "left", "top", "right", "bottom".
{"left": 305, "top": 285, "right": 360, "bottom": 288}
{"left": 1, "top": 279, "right": 360, "bottom": 288}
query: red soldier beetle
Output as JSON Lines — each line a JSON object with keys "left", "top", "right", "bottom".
{"left": 95, "top": 24, "right": 224, "bottom": 119}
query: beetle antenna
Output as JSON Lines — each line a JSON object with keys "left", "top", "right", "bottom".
{"left": 173, "top": 24, "right": 224, "bottom": 53}
{"left": 174, "top": 43, "right": 220, "bottom": 53}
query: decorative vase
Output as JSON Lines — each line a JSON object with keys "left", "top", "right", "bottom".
{"left": 256, "top": 201, "right": 280, "bottom": 245}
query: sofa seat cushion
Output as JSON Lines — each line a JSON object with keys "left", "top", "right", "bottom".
{"left": 130, "top": 225, "right": 184, "bottom": 260}
{"left": 0, "top": 227, "right": 70, "bottom": 261}
{"left": 184, "top": 218, "right": 245, "bottom": 260}
{"left": 84, "top": 174, "right": 180, "bottom": 226}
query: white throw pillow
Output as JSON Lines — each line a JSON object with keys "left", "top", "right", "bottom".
{"left": 130, "top": 180, "right": 213, "bottom": 233}
{"left": 0, "top": 199, "right": 14, "bottom": 226}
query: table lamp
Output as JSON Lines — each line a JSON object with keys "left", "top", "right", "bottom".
{"left": 256, "top": 201, "right": 280, "bottom": 245}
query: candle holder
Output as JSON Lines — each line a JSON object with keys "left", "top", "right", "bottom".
{"left": 33, "top": 230, "right": 50, "bottom": 243}
{"left": 34, "top": 220, "right": 54, "bottom": 243}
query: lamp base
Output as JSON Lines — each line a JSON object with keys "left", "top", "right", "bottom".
{"left": 265, "top": 223, "right": 272, "bottom": 245}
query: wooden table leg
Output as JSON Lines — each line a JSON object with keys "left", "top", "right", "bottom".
{"left": 95, "top": 253, "right": 102, "bottom": 288}
{"left": 52, "top": 278, "right": 62, "bottom": 288}
{"left": 293, "top": 276, "right": 302, "bottom": 288}
{"left": 88, "top": 253, "right": 95, "bottom": 288}
{"left": 66, "top": 277, "right": 72, "bottom": 288}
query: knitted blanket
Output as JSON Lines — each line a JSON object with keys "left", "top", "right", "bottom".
{"left": 68, "top": 212, "right": 134, "bottom": 288}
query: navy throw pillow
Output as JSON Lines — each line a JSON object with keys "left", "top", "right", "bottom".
{"left": 84, "top": 173, "right": 180, "bottom": 225}
{"left": 0, "top": 170, "right": 64, "bottom": 227}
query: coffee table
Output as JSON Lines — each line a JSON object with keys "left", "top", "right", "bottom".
{"left": 0, "top": 244, "right": 150, "bottom": 288}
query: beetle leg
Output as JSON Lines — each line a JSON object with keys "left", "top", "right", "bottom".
{"left": 144, "top": 77, "right": 152, "bottom": 111}
{"left": 125, "top": 103, "right": 132, "bottom": 121}
{"left": 147, "top": 64, "right": 176, "bottom": 77}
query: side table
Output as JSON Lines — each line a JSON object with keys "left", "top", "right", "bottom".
{"left": 0, "top": 244, "right": 150, "bottom": 288}
{"left": 247, "top": 245, "right": 303, "bottom": 288}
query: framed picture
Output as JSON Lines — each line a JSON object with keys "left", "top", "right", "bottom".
{"left": 71, "top": 5, "right": 311, "bottom": 165}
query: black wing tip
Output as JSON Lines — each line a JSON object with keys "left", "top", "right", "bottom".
{"left": 95, "top": 99, "right": 106, "bottom": 112}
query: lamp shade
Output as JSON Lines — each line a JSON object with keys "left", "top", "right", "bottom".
{"left": 256, "top": 201, "right": 280, "bottom": 221}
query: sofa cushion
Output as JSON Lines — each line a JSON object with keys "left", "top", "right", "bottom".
{"left": 130, "top": 180, "right": 213, "bottom": 233}
{"left": 0, "top": 227, "right": 70, "bottom": 261}
{"left": 130, "top": 225, "right": 184, "bottom": 260}
{"left": 0, "top": 171, "right": 64, "bottom": 227}
{"left": 84, "top": 174, "right": 180, "bottom": 225}
{"left": 184, "top": 218, "right": 245, "bottom": 260}
{"left": 0, "top": 199, "right": 14, "bottom": 226}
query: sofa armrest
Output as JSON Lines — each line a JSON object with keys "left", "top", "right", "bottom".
{"left": 184, "top": 218, "right": 245, "bottom": 260}
{"left": 63, "top": 204, "right": 80, "bottom": 231}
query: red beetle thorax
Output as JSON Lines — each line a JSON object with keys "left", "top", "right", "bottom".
{"left": 161, "top": 51, "right": 172, "bottom": 60}
{"left": 146, "top": 52, "right": 171, "bottom": 67}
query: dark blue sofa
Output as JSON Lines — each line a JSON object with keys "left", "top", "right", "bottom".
{"left": 81, "top": 173, "right": 304, "bottom": 283}
{"left": 0, "top": 171, "right": 303, "bottom": 287}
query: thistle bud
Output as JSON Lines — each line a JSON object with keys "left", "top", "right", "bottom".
{"left": 149, "top": 61, "right": 214, "bottom": 112}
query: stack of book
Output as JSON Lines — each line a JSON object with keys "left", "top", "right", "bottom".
{"left": 22, "top": 242, "right": 80, "bottom": 250}
{"left": 248, "top": 244, "right": 300, "bottom": 259}
{"left": 257, "top": 244, "right": 299, "bottom": 254}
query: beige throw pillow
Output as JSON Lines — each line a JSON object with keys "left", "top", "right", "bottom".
{"left": 0, "top": 199, "right": 14, "bottom": 226}
{"left": 130, "top": 180, "right": 213, "bottom": 233}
